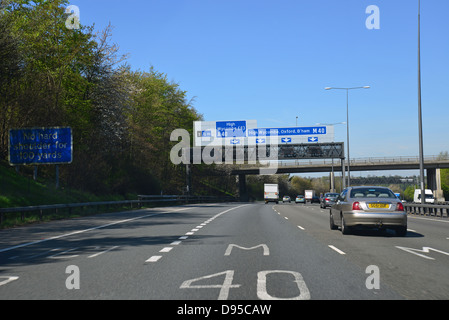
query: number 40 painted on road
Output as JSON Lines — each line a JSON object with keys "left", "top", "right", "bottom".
{"left": 180, "top": 269, "right": 311, "bottom": 300}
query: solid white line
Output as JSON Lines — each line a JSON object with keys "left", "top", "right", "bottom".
{"left": 0, "top": 207, "right": 192, "bottom": 254}
{"left": 159, "top": 247, "right": 173, "bottom": 253}
{"left": 145, "top": 255, "right": 162, "bottom": 262}
{"left": 328, "top": 245, "right": 346, "bottom": 255}
{"left": 409, "top": 216, "right": 449, "bottom": 224}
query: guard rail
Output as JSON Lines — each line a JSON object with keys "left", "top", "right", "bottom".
{"left": 0, "top": 195, "right": 236, "bottom": 225}
{"left": 404, "top": 203, "right": 449, "bottom": 218}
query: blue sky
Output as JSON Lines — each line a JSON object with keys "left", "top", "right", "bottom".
{"left": 69, "top": 0, "right": 448, "bottom": 164}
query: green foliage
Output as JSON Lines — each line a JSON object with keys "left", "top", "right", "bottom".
{"left": 0, "top": 1, "right": 202, "bottom": 198}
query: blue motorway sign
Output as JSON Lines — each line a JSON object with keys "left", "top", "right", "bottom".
{"left": 248, "top": 126, "right": 326, "bottom": 137}
{"left": 9, "top": 127, "right": 73, "bottom": 165}
{"left": 216, "top": 121, "right": 247, "bottom": 138}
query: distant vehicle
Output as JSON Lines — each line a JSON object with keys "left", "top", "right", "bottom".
{"left": 320, "top": 192, "right": 340, "bottom": 208}
{"left": 264, "top": 184, "right": 279, "bottom": 204}
{"left": 413, "top": 189, "right": 435, "bottom": 204}
{"left": 295, "top": 195, "right": 305, "bottom": 204}
{"left": 395, "top": 192, "right": 406, "bottom": 203}
{"left": 283, "top": 196, "right": 291, "bottom": 203}
{"left": 329, "top": 186, "right": 407, "bottom": 236}
{"left": 304, "top": 190, "right": 315, "bottom": 203}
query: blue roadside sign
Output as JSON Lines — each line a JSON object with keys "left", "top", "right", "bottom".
{"left": 216, "top": 121, "right": 247, "bottom": 138}
{"left": 9, "top": 127, "right": 73, "bottom": 165}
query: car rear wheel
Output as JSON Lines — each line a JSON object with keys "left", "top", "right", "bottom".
{"left": 341, "top": 214, "right": 350, "bottom": 235}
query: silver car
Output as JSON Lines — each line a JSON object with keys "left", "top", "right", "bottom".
{"left": 329, "top": 186, "right": 407, "bottom": 236}
{"left": 320, "top": 192, "right": 340, "bottom": 208}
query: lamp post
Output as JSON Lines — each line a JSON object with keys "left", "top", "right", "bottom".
{"left": 417, "top": 0, "right": 425, "bottom": 204}
{"left": 317, "top": 122, "right": 346, "bottom": 192}
{"left": 325, "top": 86, "right": 370, "bottom": 187}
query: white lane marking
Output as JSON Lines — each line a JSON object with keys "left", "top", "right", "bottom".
{"left": 144, "top": 204, "right": 250, "bottom": 263}
{"left": 0, "top": 276, "right": 19, "bottom": 287}
{"left": 145, "top": 255, "right": 162, "bottom": 263}
{"left": 145, "top": 256, "right": 162, "bottom": 262}
{"left": 0, "top": 207, "right": 192, "bottom": 254}
{"left": 408, "top": 216, "right": 449, "bottom": 224}
{"left": 328, "top": 245, "right": 346, "bottom": 255}
{"left": 170, "top": 241, "right": 182, "bottom": 246}
{"left": 284, "top": 217, "right": 289, "bottom": 220}
{"left": 88, "top": 246, "right": 119, "bottom": 258}
{"left": 297, "top": 225, "right": 305, "bottom": 230}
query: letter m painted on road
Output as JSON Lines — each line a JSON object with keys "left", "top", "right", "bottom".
{"left": 224, "top": 244, "right": 270, "bottom": 256}
{"left": 395, "top": 246, "right": 449, "bottom": 260}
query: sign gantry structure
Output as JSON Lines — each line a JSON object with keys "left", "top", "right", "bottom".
{"left": 185, "top": 120, "right": 347, "bottom": 198}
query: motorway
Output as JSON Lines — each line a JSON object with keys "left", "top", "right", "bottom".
{"left": 0, "top": 202, "right": 448, "bottom": 300}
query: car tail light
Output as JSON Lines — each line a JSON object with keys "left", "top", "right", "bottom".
{"left": 396, "top": 202, "right": 404, "bottom": 211}
{"left": 352, "top": 202, "right": 361, "bottom": 210}
{"left": 325, "top": 198, "right": 330, "bottom": 201}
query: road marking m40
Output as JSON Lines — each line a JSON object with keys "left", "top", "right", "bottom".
{"left": 395, "top": 246, "right": 449, "bottom": 260}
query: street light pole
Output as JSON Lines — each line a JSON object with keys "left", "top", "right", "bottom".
{"left": 316, "top": 122, "right": 346, "bottom": 192}
{"left": 325, "top": 86, "right": 370, "bottom": 188}
{"left": 417, "top": 0, "right": 425, "bottom": 204}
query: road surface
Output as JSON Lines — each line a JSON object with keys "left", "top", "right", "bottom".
{"left": 1, "top": 202, "right": 448, "bottom": 300}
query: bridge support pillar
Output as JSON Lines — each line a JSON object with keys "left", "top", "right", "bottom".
{"left": 238, "top": 174, "right": 249, "bottom": 202}
{"left": 427, "top": 168, "right": 444, "bottom": 201}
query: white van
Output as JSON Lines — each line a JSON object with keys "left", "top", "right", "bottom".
{"left": 413, "top": 189, "right": 435, "bottom": 203}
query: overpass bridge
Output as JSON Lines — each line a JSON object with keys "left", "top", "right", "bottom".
{"left": 228, "top": 155, "right": 449, "bottom": 175}
{"left": 183, "top": 143, "right": 449, "bottom": 201}
{"left": 224, "top": 155, "right": 449, "bottom": 201}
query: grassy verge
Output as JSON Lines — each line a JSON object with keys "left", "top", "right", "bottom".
{"left": 0, "top": 162, "right": 139, "bottom": 228}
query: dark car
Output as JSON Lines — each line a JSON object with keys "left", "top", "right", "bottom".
{"left": 320, "top": 192, "right": 340, "bottom": 208}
